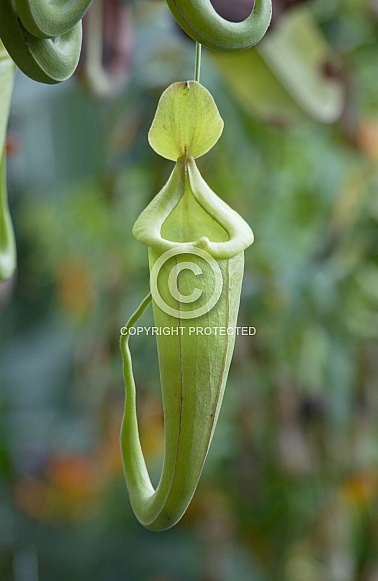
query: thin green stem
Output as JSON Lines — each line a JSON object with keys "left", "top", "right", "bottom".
{"left": 194, "top": 42, "right": 201, "bottom": 83}
{"left": 120, "top": 292, "right": 152, "bottom": 351}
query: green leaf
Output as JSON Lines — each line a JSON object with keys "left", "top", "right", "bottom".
{"left": 148, "top": 81, "right": 224, "bottom": 161}
{"left": 0, "top": 41, "right": 15, "bottom": 149}
{"left": 213, "top": 7, "right": 344, "bottom": 124}
{"left": 259, "top": 8, "right": 344, "bottom": 123}
{"left": 0, "top": 41, "right": 16, "bottom": 282}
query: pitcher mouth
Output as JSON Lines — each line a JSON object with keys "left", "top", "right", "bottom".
{"left": 132, "top": 157, "right": 254, "bottom": 260}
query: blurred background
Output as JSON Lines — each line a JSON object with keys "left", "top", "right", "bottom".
{"left": 1, "top": 0, "right": 378, "bottom": 579}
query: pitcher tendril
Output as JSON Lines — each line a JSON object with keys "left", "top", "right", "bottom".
{"left": 0, "top": 152, "right": 16, "bottom": 283}
{"left": 195, "top": 42, "right": 202, "bottom": 83}
{"left": 0, "top": 43, "right": 16, "bottom": 283}
{"left": 0, "top": 0, "right": 272, "bottom": 83}
{"left": 15, "top": 0, "right": 93, "bottom": 38}
{"left": 120, "top": 81, "right": 254, "bottom": 531}
{"left": 0, "top": 0, "right": 93, "bottom": 83}
{"left": 166, "top": 0, "right": 272, "bottom": 52}
{"left": 0, "top": 0, "right": 270, "bottom": 531}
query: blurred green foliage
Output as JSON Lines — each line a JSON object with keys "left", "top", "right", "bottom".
{"left": 1, "top": 1, "right": 378, "bottom": 580}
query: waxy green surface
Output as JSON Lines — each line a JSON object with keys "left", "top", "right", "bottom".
{"left": 165, "top": 0, "right": 272, "bottom": 52}
{"left": 0, "top": 42, "right": 16, "bottom": 283}
{"left": 0, "top": 0, "right": 92, "bottom": 83}
{"left": 120, "top": 82, "right": 253, "bottom": 530}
